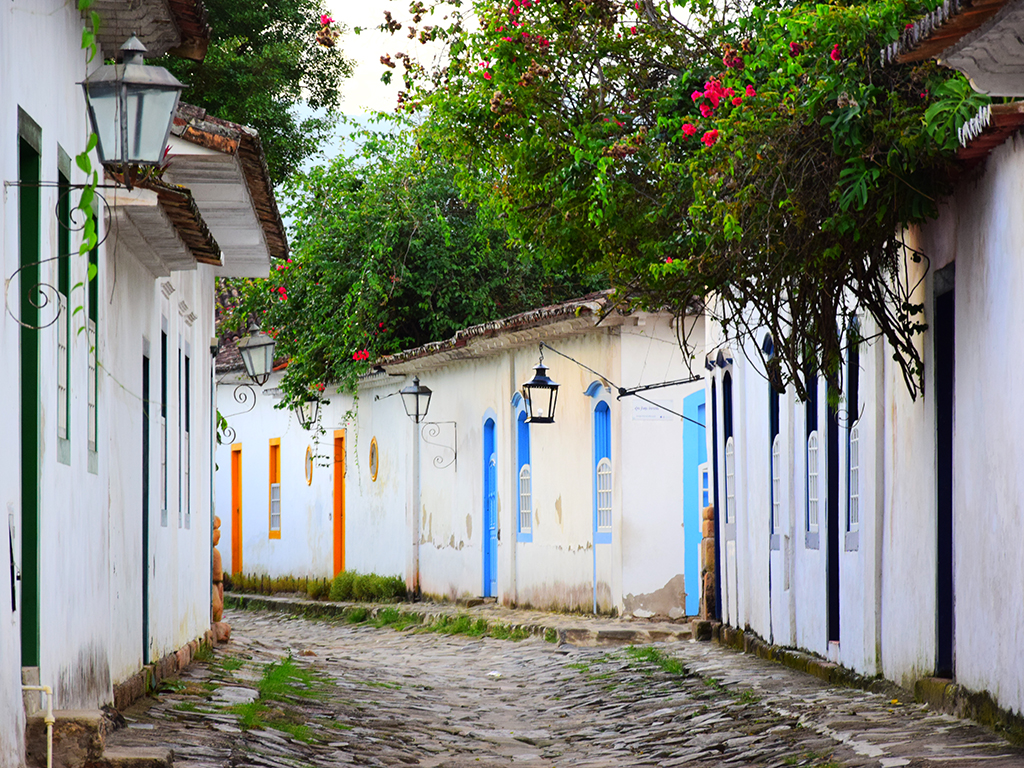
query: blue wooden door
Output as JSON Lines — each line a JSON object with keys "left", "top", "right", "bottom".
{"left": 483, "top": 419, "right": 498, "bottom": 597}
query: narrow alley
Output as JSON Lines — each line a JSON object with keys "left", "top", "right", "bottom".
{"left": 103, "top": 606, "right": 1024, "bottom": 768}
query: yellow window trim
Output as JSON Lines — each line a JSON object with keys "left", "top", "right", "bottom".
{"left": 269, "top": 437, "right": 281, "bottom": 539}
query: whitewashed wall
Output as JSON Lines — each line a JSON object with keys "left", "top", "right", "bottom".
{"left": 218, "top": 313, "right": 705, "bottom": 617}
{"left": 2, "top": 6, "right": 221, "bottom": 765}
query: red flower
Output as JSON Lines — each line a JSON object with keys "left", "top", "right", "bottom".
{"left": 789, "top": 41, "right": 803, "bottom": 57}
{"left": 681, "top": 123, "right": 697, "bottom": 137}
{"left": 665, "top": 257, "right": 674, "bottom": 264}
{"left": 830, "top": 43, "right": 841, "bottom": 61}
{"left": 276, "top": 286, "right": 288, "bottom": 300}
{"left": 320, "top": 14, "right": 334, "bottom": 25}
{"left": 483, "top": 72, "right": 492, "bottom": 80}
{"left": 701, "top": 129, "right": 719, "bottom": 147}
{"left": 630, "top": 26, "right": 638, "bottom": 34}
{"left": 745, "top": 84, "right": 757, "bottom": 98}
{"left": 732, "top": 97, "right": 743, "bottom": 106}
{"left": 699, "top": 103, "right": 713, "bottom": 118}
{"left": 691, "top": 90, "right": 704, "bottom": 103}
{"left": 905, "top": 21, "right": 914, "bottom": 29}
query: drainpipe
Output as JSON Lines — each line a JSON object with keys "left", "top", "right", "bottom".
{"left": 22, "top": 684, "right": 54, "bottom": 768}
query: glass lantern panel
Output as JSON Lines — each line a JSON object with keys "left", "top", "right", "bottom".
{"left": 85, "top": 85, "right": 122, "bottom": 165}
{"left": 125, "top": 86, "right": 180, "bottom": 164}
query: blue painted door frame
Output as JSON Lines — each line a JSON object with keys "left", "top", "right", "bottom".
{"left": 683, "top": 391, "right": 707, "bottom": 616}
{"left": 483, "top": 419, "right": 498, "bottom": 597}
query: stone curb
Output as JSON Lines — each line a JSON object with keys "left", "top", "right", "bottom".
{"left": 690, "top": 619, "right": 906, "bottom": 695}
{"left": 225, "top": 592, "right": 692, "bottom": 647}
{"left": 690, "top": 618, "right": 1024, "bottom": 747}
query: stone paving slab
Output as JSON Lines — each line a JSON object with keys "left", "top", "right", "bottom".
{"left": 102, "top": 605, "right": 1024, "bottom": 767}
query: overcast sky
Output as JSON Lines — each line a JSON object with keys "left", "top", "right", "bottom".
{"left": 328, "top": 0, "right": 448, "bottom": 114}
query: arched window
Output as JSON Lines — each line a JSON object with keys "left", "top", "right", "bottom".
{"left": 771, "top": 434, "right": 781, "bottom": 534}
{"left": 593, "top": 400, "right": 612, "bottom": 542}
{"left": 725, "top": 437, "right": 736, "bottom": 525}
{"left": 517, "top": 409, "right": 532, "bottom": 539}
{"left": 807, "top": 432, "right": 819, "bottom": 532}
{"left": 848, "top": 423, "right": 860, "bottom": 531}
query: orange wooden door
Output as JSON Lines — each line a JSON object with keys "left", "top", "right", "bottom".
{"left": 333, "top": 430, "right": 346, "bottom": 575}
{"left": 231, "top": 444, "right": 242, "bottom": 574}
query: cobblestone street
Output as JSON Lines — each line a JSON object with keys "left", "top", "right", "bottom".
{"left": 106, "top": 606, "right": 1024, "bottom": 767}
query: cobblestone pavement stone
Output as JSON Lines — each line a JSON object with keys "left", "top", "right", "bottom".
{"left": 106, "top": 606, "right": 1024, "bottom": 768}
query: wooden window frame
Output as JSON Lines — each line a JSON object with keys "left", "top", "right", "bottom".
{"left": 269, "top": 438, "right": 281, "bottom": 538}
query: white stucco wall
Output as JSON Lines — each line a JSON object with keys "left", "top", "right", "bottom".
{"left": 921, "top": 136, "right": 1024, "bottom": 715}
{"left": 1, "top": 5, "right": 227, "bottom": 762}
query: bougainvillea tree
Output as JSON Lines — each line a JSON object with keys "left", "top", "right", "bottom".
{"left": 227, "top": 123, "right": 599, "bottom": 405}
{"left": 386, "top": 0, "right": 987, "bottom": 398}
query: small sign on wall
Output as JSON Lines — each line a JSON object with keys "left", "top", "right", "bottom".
{"left": 632, "top": 400, "right": 675, "bottom": 420}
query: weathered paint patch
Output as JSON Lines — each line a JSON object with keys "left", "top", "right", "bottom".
{"left": 465, "top": 513, "right": 473, "bottom": 540}
{"left": 56, "top": 642, "right": 110, "bottom": 709}
{"left": 555, "top": 496, "right": 563, "bottom": 527}
{"left": 518, "top": 580, "right": 615, "bottom": 614}
{"left": 623, "top": 573, "right": 686, "bottom": 619}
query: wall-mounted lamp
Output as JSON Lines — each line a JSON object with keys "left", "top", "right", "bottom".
{"left": 400, "top": 376, "right": 432, "bottom": 424}
{"left": 80, "top": 36, "right": 185, "bottom": 190}
{"left": 522, "top": 344, "right": 559, "bottom": 424}
{"left": 295, "top": 396, "right": 322, "bottom": 431}
{"left": 235, "top": 321, "right": 277, "bottom": 386}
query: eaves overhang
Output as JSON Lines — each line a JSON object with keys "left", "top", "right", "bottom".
{"left": 884, "top": 0, "right": 1024, "bottom": 96}
{"left": 166, "top": 104, "right": 287, "bottom": 278}
{"left": 88, "top": 0, "right": 210, "bottom": 62}
{"left": 107, "top": 174, "right": 221, "bottom": 277}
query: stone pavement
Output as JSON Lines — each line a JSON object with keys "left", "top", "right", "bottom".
{"left": 104, "top": 605, "right": 1024, "bottom": 767}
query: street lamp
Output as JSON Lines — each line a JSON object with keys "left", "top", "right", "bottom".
{"left": 295, "top": 396, "right": 321, "bottom": 430}
{"left": 80, "top": 36, "right": 186, "bottom": 189}
{"left": 235, "top": 321, "right": 276, "bottom": 386}
{"left": 400, "top": 377, "right": 432, "bottom": 424}
{"left": 522, "top": 345, "right": 559, "bottom": 424}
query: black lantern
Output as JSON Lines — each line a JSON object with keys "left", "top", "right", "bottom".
{"left": 80, "top": 36, "right": 185, "bottom": 188}
{"left": 522, "top": 345, "right": 559, "bottom": 424}
{"left": 400, "top": 377, "right": 432, "bottom": 424}
{"left": 235, "top": 321, "right": 276, "bottom": 386}
{"left": 295, "top": 397, "right": 321, "bottom": 430}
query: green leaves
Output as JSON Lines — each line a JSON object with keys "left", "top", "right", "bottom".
{"left": 924, "top": 76, "right": 990, "bottom": 150}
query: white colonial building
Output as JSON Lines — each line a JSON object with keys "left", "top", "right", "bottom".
{"left": 0, "top": 2, "right": 283, "bottom": 765}
{"left": 217, "top": 294, "right": 710, "bottom": 618}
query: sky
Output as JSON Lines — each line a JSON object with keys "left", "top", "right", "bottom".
{"left": 327, "top": 0, "right": 448, "bottom": 114}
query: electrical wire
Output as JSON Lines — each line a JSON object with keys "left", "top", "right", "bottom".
{"left": 539, "top": 342, "right": 706, "bottom": 429}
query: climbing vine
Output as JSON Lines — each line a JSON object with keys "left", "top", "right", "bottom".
{"left": 385, "top": 0, "right": 987, "bottom": 399}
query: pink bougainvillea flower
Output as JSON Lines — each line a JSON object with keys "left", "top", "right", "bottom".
{"left": 537, "top": 36, "right": 550, "bottom": 47}
{"left": 691, "top": 90, "right": 704, "bottom": 103}
{"left": 665, "top": 257, "right": 674, "bottom": 264}
{"left": 724, "top": 87, "right": 735, "bottom": 97}
{"left": 320, "top": 14, "right": 334, "bottom": 25}
{"left": 745, "top": 84, "right": 757, "bottom": 97}
{"left": 681, "top": 122, "right": 697, "bottom": 137}
{"left": 630, "top": 26, "right": 638, "bottom": 34}
{"left": 501, "top": 36, "right": 514, "bottom": 41}
{"left": 732, "top": 96, "right": 743, "bottom": 106}
{"left": 905, "top": 21, "right": 914, "bottom": 29}
{"left": 699, "top": 103, "right": 713, "bottom": 118}
{"left": 277, "top": 286, "right": 288, "bottom": 300}
{"left": 830, "top": 43, "right": 841, "bottom": 61}
{"left": 789, "top": 41, "right": 803, "bottom": 57}
{"left": 701, "top": 129, "right": 719, "bottom": 147}
{"left": 483, "top": 72, "right": 492, "bottom": 80}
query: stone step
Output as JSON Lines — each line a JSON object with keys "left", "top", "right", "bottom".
{"left": 90, "top": 747, "right": 173, "bottom": 768}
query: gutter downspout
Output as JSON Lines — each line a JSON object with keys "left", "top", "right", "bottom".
{"left": 509, "top": 356, "right": 517, "bottom": 606}
{"left": 412, "top": 417, "right": 421, "bottom": 599}
{"left": 22, "top": 684, "right": 54, "bottom": 768}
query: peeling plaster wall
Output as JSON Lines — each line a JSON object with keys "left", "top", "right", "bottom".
{"left": 618, "top": 314, "right": 705, "bottom": 618}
